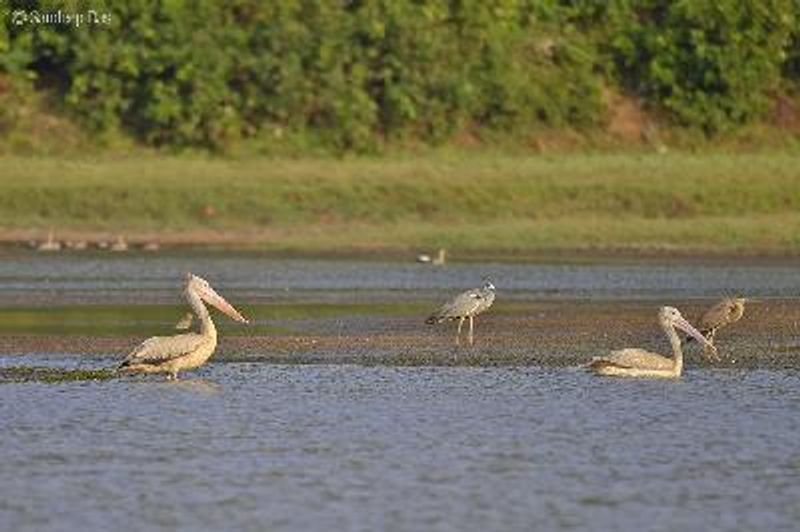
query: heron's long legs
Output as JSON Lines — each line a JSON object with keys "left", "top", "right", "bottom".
{"left": 468, "top": 316, "right": 474, "bottom": 345}
{"left": 456, "top": 317, "right": 465, "bottom": 345}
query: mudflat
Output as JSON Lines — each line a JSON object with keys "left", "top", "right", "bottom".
{"left": 1, "top": 298, "right": 797, "bottom": 369}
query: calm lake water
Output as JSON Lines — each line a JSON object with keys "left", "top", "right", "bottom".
{"left": 2, "top": 253, "right": 799, "bottom": 530}
{"left": 1, "top": 358, "right": 799, "bottom": 532}
{"left": 0, "top": 251, "right": 799, "bottom": 304}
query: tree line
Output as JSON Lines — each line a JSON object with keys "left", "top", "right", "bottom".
{"left": 2, "top": 0, "right": 799, "bottom": 152}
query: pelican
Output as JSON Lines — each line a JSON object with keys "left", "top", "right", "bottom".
{"left": 426, "top": 280, "right": 495, "bottom": 346}
{"left": 687, "top": 297, "right": 747, "bottom": 356}
{"left": 587, "top": 306, "right": 717, "bottom": 378}
{"left": 118, "top": 273, "right": 248, "bottom": 380}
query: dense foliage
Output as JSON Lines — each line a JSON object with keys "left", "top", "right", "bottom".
{"left": 1, "top": 0, "right": 798, "bottom": 151}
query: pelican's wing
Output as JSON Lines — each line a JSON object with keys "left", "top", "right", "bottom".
{"left": 120, "top": 333, "right": 206, "bottom": 367}
{"left": 427, "top": 289, "right": 483, "bottom": 322}
{"left": 589, "top": 348, "right": 674, "bottom": 371}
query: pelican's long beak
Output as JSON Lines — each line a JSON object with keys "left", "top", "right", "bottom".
{"left": 200, "top": 285, "right": 249, "bottom": 324}
{"left": 674, "top": 315, "right": 717, "bottom": 359}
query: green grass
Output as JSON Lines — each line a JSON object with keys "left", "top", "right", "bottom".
{"left": 1, "top": 153, "right": 799, "bottom": 253}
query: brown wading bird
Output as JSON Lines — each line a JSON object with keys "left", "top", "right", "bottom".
{"left": 118, "top": 273, "right": 248, "bottom": 380}
{"left": 426, "top": 281, "right": 495, "bottom": 346}
{"left": 687, "top": 297, "right": 747, "bottom": 357}
{"left": 587, "top": 306, "right": 717, "bottom": 378}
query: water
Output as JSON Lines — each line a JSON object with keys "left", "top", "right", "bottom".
{"left": 2, "top": 252, "right": 799, "bottom": 530}
{"left": 1, "top": 252, "right": 799, "bottom": 305}
{"left": 1, "top": 358, "right": 799, "bottom": 532}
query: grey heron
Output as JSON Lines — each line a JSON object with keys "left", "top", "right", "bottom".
{"left": 426, "top": 280, "right": 495, "bottom": 346}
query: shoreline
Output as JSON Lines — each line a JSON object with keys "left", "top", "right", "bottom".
{"left": 2, "top": 299, "right": 798, "bottom": 369}
{"left": 3, "top": 228, "right": 800, "bottom": 264}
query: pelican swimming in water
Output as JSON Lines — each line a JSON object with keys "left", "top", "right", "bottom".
{"left": 587, "top": 306, "right": 717, "bottom": 378}
{"left": 118, "top": 273, "right": 248, "bottom": 380}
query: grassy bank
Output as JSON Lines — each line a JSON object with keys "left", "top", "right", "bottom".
{"left": 1, "top": 153, "right": 799, "bottom": 254}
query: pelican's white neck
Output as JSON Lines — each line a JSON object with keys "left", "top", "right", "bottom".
{"left": 186, "top": 286, "right": 217, "bottom": 339}
{"left": 663, "top": 319, "right": 683, "bottom": 376}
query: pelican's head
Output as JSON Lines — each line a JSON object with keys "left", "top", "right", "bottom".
{"left": 660, "top": 306, "right": 716, "bottom": 355}
{"left": 186, "top": 273, "right": 249, "bottom": 324}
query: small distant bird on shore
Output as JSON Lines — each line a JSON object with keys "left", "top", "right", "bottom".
{"left": 65, "top": 240, "right": 88, "bottom": 250}
{"left": 417, "top": 248, "right": 446, "bottom": 265}
{"left": 687, "top": 297, "right": 748, "bottom": 356}
{"left": 36, "top": 230, "right": 61, "bottom": 252}
{"left": 426, "top": 280, "right": 495, "bottom": 346}
{"left": 110, "top": 235, "right": 128, "bottom": 252}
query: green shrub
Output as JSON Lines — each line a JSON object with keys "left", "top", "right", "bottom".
{"left": 608, "top": 0, "right": 797, "bottom": 133}
{"left": 2, "top": 0, "right": 799, "bottom": 151}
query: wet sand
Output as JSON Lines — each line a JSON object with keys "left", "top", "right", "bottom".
{"left": 2, "top": 299, "right": 798, "bottom": 369}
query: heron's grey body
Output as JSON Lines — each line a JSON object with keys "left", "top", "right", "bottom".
{"left": 587, "top": 306, "right": 716, "bottom": 378}
{"left": 118, "top": 274, "right": 247, "bottom": 380}
{"left": 426, "top": 281, "right": 495, "bottom": 345}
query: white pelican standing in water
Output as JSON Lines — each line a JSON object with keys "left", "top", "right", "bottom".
{"left": 118, "top": 273, "right": 248, "bottom": 380}
{"left": 587, "top": 306, "right": 717, "bottom": 378}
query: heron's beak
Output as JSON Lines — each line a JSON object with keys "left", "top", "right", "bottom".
{"left": 674, "top": 315, "right": 717, "bottom": 360}
{"left": 201, "top": 286, "right": 249, "bottom": 324}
